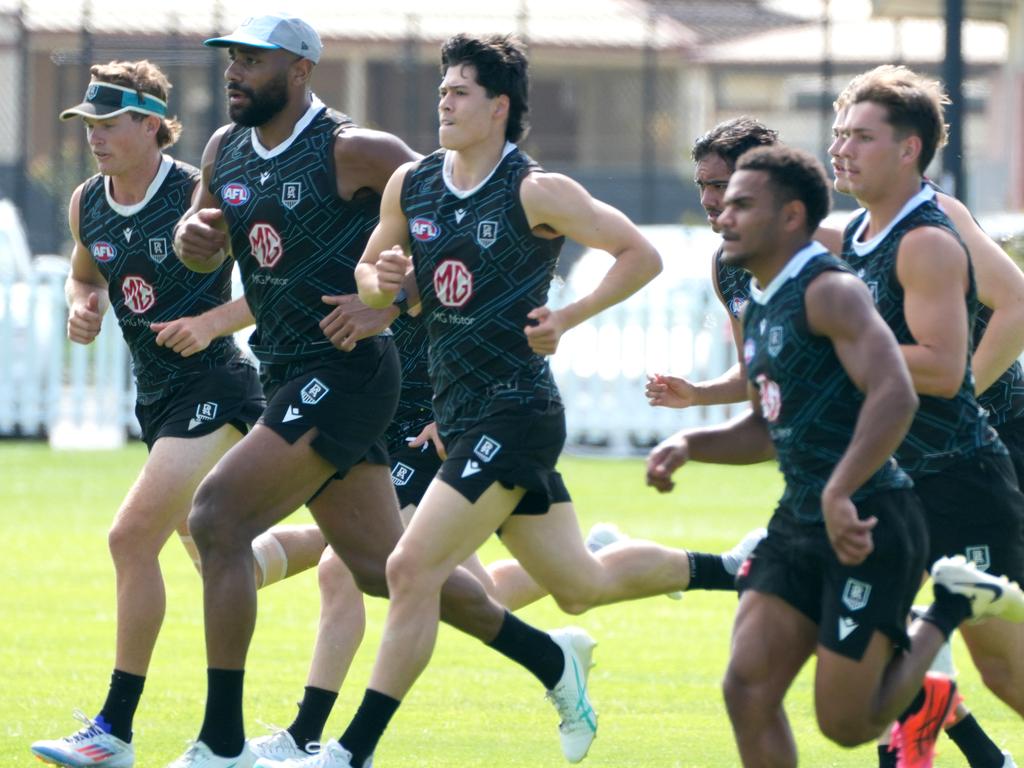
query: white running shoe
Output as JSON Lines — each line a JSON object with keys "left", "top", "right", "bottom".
{"left": 253, "top": 739, "right": 353, "bottom": 768}
{"left": 248, "top": 729, "right": 318, "bottom": 765}
{"left": 166, "top": 740, "right": 254, "bottom": 768}
{"left": 30, "top": 710, "right": 135, "bottom": 768}
{"left": 721, "top": 527, "right": 767, "bottom": 576}
{"left": 931, "top": 555, "right": 1024, "bottom": 622}
{"left": 584, "top": 523, "right": 683, "bottom": 600}
{"left": 546, "top": 627, "right": 598, "bottom": 763}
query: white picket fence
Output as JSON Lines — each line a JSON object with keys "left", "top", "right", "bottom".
{"left": 0, "top": 241, "right": 740, "bottom": 453}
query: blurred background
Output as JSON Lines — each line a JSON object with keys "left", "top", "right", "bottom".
{"left": 2, "top": 0, "right": 1023, "bottom": 450}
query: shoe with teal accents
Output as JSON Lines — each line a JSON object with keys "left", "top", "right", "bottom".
{"left": 546, "top": 627, "right": 598, "bottom": 763}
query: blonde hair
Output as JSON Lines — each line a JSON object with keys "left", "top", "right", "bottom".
{"left": 89, "top": 60, "right": 183, "bottom": 148}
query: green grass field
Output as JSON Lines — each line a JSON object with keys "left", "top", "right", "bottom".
{"left": 3, "top": 442, "right": 1021, "bottom": 767}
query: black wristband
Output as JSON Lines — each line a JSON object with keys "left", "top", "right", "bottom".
{"left": 392, "top": 287, "right": 410, "bottom": 315}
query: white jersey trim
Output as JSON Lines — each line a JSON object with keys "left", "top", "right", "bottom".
{"left": 849, "top": 185, "right": 936, "bottom": 257}
{"left": 104, "top": 154, "right": 174, "bottom": 217}
{"left": 442, "top": 141, "right": 518, "bottom": 200}
{"left": 750, "top": 241, "right": 830, "bottom": 305}
{"left": 250, "top": 96, "right": 326, "bottom": 160}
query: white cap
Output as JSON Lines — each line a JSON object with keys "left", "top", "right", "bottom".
{"left": 205, "top": 13, "right": 322, "bottom": 64}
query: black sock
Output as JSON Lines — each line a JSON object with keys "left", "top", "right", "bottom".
{"left": 920, "top": 584, "right": 973, "bottom": 639}
{"left": 686, "top": 551, "right": 737, "bottom": 591}
{"left": 288, "top": 686, "right": 338, "bottom": 751}
{"left": 946, "top": 714, "right": 1005, "bottom": 768}
{"left": 486, "top": 611, "right": 564, "bottom": 690}
{"left": 197, "top": 668, "right": 245, "bottom": 757}
{"left": 339, "top": 689, "right": 399, "bottom": 767}
{"left": 97, "top": 669, "right": 145, "bottom": 743}
{"left": 877, "top": 743, "right": 898, "bottom": 768}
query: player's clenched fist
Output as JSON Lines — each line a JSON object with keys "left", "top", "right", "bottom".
{"left": 376, "top": 245, "right": 411, "bottom": 295}
{"left": 645, "top": 433, "right": 690, "bottom": 493}
{"left": 175, "top": 208, "right": 230, "bottom": 273}
{"left": 67, "top": 292, "right": 103, "bottom": 344}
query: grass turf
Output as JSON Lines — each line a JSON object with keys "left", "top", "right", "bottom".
{"left": 3, "top": 442, "right": 1021, "bottom": 766}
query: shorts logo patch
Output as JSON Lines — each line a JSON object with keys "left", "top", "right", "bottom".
{"left": 188, "top": 401, "right": 219, "bottom": 431}
{"left": 249, "top": 222, "right": 283, "bottom": 269}
{"left": 477, "top": 220, "right": 498, "bottom": 249}
{"left": 838, "top": 616, "right": 859, "bottom": 641}
{"left": 281, "top": 182, "right": 302, "bottom": 210}
{"left": 965, "top": 545, "right": 991, "bottom": 572}
{"left": 392, "top": 462, "right": 415, "bottom": 486}
{"left": 149, "top": 237, "right": 168, "bottom": 263}
{"left": 473, "top": 435, "right": 502, "bottom": 463}
{"left": 300, "top": 378, "right": 330, "bottom": 405}
{"left": 122, "top": 275, "right": 155, "bottom": 314}
{"left": 841, "top": 578, "right": 872, "bottom": 611}
{"left": 767, "top": 326, "right": 784, "bottom": 357}
{"left": 221, "top": 182, "right": 251, "bottom": 206}
{"left": 92, "top": 241, "right": 117, "bottom": 263}
{"left": 411, "top": 218, "right": 441, "bottom": 242}
{"left": 755, "top": 374, "right": 781, "bottom": 423}
{"left": 434, "top": 259, "right": 473, "bottom": 308}
{"left": 461, "top": 459, "right": 482, "bottom": 478}
{"left": 282, "top": 405, "right": 302, "bottom": 423}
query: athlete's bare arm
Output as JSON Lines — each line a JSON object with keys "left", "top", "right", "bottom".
{"left": 151, "top": 296, "right": 254, "bottom": 358}
{"left": 173, "top": 126, "right": 233, "bottom": 273}
{"left": 806, "top": 270, "right": 917, "bottom": 565}
{"left": 355, "top": 162, "right": 418, "bottom": 309}
{"left": 333, "top": 128, "right": 420, "bottom": 199}
{"left": 520, "top": 172, "right": 662, "bottom": 355}
{"left": 65, "top": 183, "right": 110, "bottom": 344}
{"left": 896, "top": 227, "right": 971, "bottom": 397}
{"left": 938, "top": 192, "right": 1024, "bottom": 394}
{"left": 813, "top": 224, "right": 843, "bottom": 254}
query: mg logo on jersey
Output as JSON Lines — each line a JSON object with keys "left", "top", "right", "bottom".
{"left": 148, "top": 238, "right": 168, "bottom": 264}
{"left": 473, "top": 435, "right": 502, "bottom": 463}
{"left": 92, "top": 241, "right": 117, "bottom": 263}
{"left": 755, "top": 373, "right": 781, "bottom": 422}
{"left": 300, "top": 378, "right": 330, "bottom": 405}
{"left": 392, "top": 462, "right": 415, "bottom": 486}
{"left": 121, "top": 275, "right": 155, "bottom": 314}
{"left": 221, "top": 182, "right": 251, "bottom": 206}
{"left": 249, "top": 222, "right": 283, "bottom": 269}
{"left": 434, "top": 259, "right": 473, "bottom": 308}
{"left": 965, "top": 545, "right": 992, "bottom": 572}
{"left": 743, "top": 338, "right": 755, "bottom": 365}
{"left": 411, "top": 218, "right": 441, "bottom": 242}
{"left": 477, "top": 221, "right": 498, "bottom": 249}
{"left": 281, "top": 182, "right": 302, "bottom": 210}
{"left": 841, "top": 578, "right": 872, "bottom": 611}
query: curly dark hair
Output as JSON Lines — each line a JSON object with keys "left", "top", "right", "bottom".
{"left": 736, "top": 145, "right": 832, "bottom": 234}
{"left": 441, "top": 34, "right": 529, "bottom": 143}
{"left": 691, "top": 117, "right": 778, "bottom": 169}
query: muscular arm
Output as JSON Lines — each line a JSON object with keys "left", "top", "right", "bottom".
{"left": 333, "top": 128, "right": 420, "bottom": 199}
{"left": 355, "top": 163, "right": 417, "bottom": 308}
{"left": 521, "top": 172, "right": 662, "bottom": 354}
{"left": 150, "top": 296, "right": 254, "bottom": 357}
{"left": 938, "top": 193, "right": 1024, "bottom": 394}
{"left": 896, "top": 227, "right": 971, "bottom": 398}
{"left": 173, "top": 126, "right": 233, "bottom": 273}
{"left": 65, "top": 184, "right": 110, "bottom": 344}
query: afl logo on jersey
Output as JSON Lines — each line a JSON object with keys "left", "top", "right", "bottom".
{"left": 249, "top": 222, "right": 283, "bottom": 269}
{"left": 221, "top": 183, "right": 251, "bottom": 206}
{"left": 411, "top": 218, "right": 441, "bottom": 242}
{"left": 729, "top": 296, "right": 748, "bottom": 319}
{"left": 121, "top": 275, "right": 156, "bottom": 314}
{"left": 434, "top": 259, "right": 473, "bottom": 308}
{"left": 92, "top": 241, "right": 117, "bottom": 263}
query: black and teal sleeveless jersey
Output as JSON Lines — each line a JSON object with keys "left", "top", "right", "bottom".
{"left": 384, "top": 313, "right": 433, "bottom": 453}
{"left": 713, "top": 245, "right": 752, "bottom": 319}
{"left": 79, "top": 156, "right": 241, "bottom": 404}
{"left": 209, "top": 99, "right": 381, "bottom": 365}
{"left": 399, "top": 144, "right": 564, "bottom": 437}
{"left": 743, "top": 244, "right": 911, "bottom": 524}
{"left": 842, "top": 185, "right": 1002, "bottom": 477}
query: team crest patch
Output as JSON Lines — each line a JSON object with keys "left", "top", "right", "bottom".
{"left": 121, "top": 275, "right": 155, "bottom": 314}
{"left": 411, "top": 218, "right": 441, "bottom": 242}
{"left": 767, "top": 326, "right": 784, "bottom": 357}
{"left": 473, "top": 435, "right": 502, "bottom": 463}
{"left": 92, "top": 241, "right": 117, "bottom": 263}
{"left": 477, "top": 221, "right": 498, "bottom": 249}
{"left": 965, "top": 545, "right": 991, "bottom": 572}
{"left": 866, "top": 281, "right": 880, "bottom": 303}
{"left": 221, "top": 182, "right": 250, "bottom": 206}
{"left": 86, "top": 84, "right": 99, "bottom": 100}
{"left": 281, "top": 182, "right": 302, "bottom": 210}
{"left": 148, "top": 238, "right": 169, "bottom": 263}
{"left": 841, "top": 578, "right": 872, "bottom": 611}
{"left": 391, "top": 462, "right": 415, "bottom": 487}
{"left": 300, "top": 378, "right": 330, "bottom": 405}
{"left": 188, "top": 401, "right": 219, "bottom": 429}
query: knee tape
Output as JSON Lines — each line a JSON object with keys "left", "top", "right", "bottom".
{"left": 252, "top": 531, "right": 289, "bottom": 589}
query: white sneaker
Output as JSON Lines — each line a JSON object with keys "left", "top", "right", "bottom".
{"left": 584, "top": 523, "right": 683, "bottom": 600}
{"left": 166, "top": 740, "right": 254, "bottom": 768}
{"left": 1003, "top": 751, "right": 1018, "bottom": 768}
{"left": 30, "top": 711, "right": 135, "bottom": 768}
{"left": 253, "top": 739, "right": 353, "bottom": 768}
{"left": 248, "top": 729, "right": 318, "bottom": 764}
{"left": 546, "top": 627, "right": 598, "bottom": 763}
{"left": 721, "top": 527, "right": 767, "bottom": 576}
{"left": 931, "top": 555, "right": 1024, "bottom": 622}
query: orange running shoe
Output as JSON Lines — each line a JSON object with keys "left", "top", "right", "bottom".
{"left": 889, "top": 673, "right": 962, "bottom": 768}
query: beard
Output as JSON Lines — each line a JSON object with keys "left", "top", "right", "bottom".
{"left": 228, "top": 73, "right": 289, "bottom": 127}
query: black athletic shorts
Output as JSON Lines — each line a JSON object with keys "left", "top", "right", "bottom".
{"left": 389, "top": 424, "right": 443, "bottom": 509}
{"left": 996, "top": 417, "right": 1024, "bottom": 486}
{"left": 436, "top": 399, "right": 571, "bottom": 515}
{"left": 913, "top": 448, "right": 1024, "bottom": 582}
{"left": 259, "top": 336, "right": 400, "bottom": 478}
{"left": 737, "top": 488, "right": 928, "bottom": 661}
{"left": 134, "top": 358, "right": 264, "bottom": 450}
